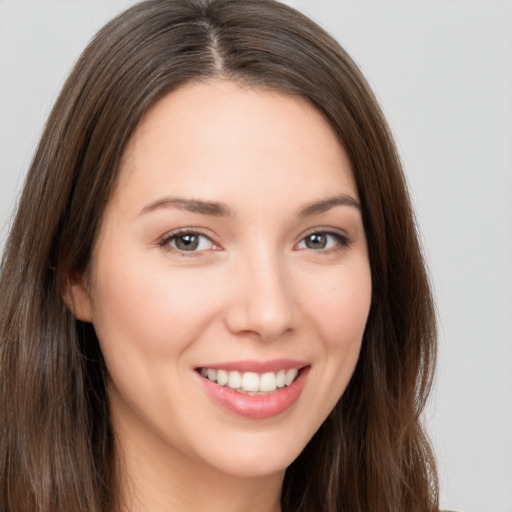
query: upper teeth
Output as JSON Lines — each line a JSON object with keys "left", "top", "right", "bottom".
{"left": 200, "top": 368, "right": 299, "bottom": 393}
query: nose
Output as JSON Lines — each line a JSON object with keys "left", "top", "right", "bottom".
{"left": 224, "top": 249, "right": 298, "bottom": 341}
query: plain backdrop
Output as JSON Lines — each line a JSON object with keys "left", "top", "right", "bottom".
{"left": 0, "top": 1, "right": 511, "bottom": 511}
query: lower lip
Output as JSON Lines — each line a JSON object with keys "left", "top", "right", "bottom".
{"left": 198, "top": 367, "right": 310, "bottom": 420}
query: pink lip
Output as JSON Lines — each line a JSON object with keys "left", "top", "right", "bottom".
{"left": 196, "top": 358, "right": 308, "bottom": 373}
{"left": 196, "top": 362, "right": 310, "bottom": 420}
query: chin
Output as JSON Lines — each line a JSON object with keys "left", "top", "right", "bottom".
{"left": 196, "top": 429, "right": 310, "bottom": 479}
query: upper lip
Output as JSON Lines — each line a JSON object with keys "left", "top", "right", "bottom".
{"left": 195, "top": 359, "right": 309, "bottom": 373}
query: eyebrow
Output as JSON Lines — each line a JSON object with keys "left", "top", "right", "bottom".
{"left": 298, "top": 194, "right": 361, "bottom": 217}
{"left": 139, "top": 197, "right": 233, "bottom": 217}
{"left": 138, "top": 193, "right": 361, "bottom": 218}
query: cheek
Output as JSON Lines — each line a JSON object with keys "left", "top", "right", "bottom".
{"left": 90, "top": 254, "right": 223, "bottom": 358}
{"left": 299, "top": 260, "right": 371, "bottom": 408}
{"left": 87, "top": 251, "right": 228, "bottom": 433}
{"left": 303, "top": 262, "right": 372, "bottom": 349}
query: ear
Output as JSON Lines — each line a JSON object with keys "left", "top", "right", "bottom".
{"left": 62, "top": 270, "right": 93, "bottom": 322}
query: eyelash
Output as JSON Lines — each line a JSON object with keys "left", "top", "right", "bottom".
{"left": 158, "top": 228, "right": 218, "bottom": 255}
{"left": 158, "top": 229, "right": 351, "bottom": 255}
{"left": 297, "top": 230, "right": 351, "bottom": 254}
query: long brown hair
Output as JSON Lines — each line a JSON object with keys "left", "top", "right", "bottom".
{"left": 0, "top": 1, "right": 438, "bottom": 510}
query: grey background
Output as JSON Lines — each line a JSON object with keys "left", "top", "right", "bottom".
{"left": 1, "top": 1, "right": 511, "bottom": 511}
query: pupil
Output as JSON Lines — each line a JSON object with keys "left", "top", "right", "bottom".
{"left": 306, "top": 233, "right": 327, "bottom": 249}
{"left": 176, "top": 234, "right": 199, "bottom": 251}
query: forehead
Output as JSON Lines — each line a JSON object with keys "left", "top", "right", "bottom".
{"left": 114, "top": 79, "right": 357, "bottom": 214}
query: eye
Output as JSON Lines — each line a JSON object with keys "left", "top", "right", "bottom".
{"left": 297, "top": 231, "right": 349, "bottom": 251}
{"left": 160, "top": 230, "right": 217, "bottom": 253}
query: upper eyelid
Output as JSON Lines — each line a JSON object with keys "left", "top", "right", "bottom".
{"left": 298, "top": 226, "right": 350, "bottom": 241}
{"left": 160, "top": 227, "right": 214, "bottom": 241}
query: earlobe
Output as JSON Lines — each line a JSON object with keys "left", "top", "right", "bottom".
{"left": 62, "top": 271, "right": 93, "bottom": 322}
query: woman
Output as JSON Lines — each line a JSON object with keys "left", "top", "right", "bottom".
{"left": 0, "top": 0, "right": 438, "bottom": 511}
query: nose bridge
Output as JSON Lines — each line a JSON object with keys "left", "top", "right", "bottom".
{"left": 225, "top": 240, "right": 297, "bottom": 340}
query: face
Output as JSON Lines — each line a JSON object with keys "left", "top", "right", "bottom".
{"left": 70, "top": 80, "right": 372, "bottom": 480}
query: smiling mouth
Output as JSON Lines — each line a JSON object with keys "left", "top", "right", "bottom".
{"left": 196, "top": 363, "right": 310, "bottom": 419}
{"left": 197, "top": 367, "right": 302, "bottom": 395}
